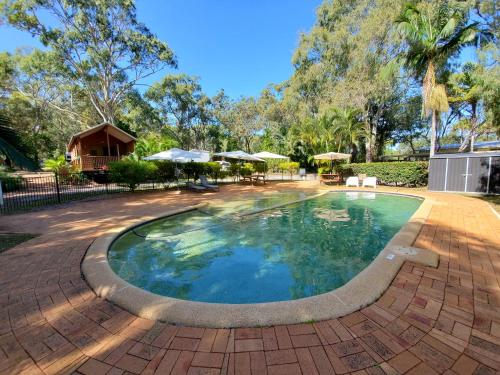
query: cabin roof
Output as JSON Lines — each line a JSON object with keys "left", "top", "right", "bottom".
{"left": 68, "top": 123, "right": 136, "bottom": 150}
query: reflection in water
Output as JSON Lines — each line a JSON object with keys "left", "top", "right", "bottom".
{"left": 108, "top": 192, "right": 422, "bottom": 304}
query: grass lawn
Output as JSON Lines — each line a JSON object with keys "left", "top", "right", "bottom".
{"left": 0, "top": 233, "right": 37, "bottom": 253}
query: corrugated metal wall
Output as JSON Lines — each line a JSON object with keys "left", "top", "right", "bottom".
{"left": 428, "top": 154, "right": 500, "bottom": 194}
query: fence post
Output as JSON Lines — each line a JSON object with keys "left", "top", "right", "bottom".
{"left": 54, "top": 172, "right": 61, "bottom": 203}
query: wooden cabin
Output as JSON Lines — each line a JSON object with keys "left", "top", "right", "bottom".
{"left": 68, "top": 123, "right": 136, "bottom": 171}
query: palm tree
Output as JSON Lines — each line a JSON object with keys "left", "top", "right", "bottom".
{"left": 396, "top": 2, "right": 480, "bottom": 156}
{"left": 448, "top": 63, "right": 484, "bottom": 151}
{"left": 0, "top": 114, "right": 37, "bottom": 170}
{"left": 330, "top": 108, "right": 365, "bottom": 160}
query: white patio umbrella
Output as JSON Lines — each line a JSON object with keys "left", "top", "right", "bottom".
{"left": 143, "top": 148, "right": 201, "bottom": 163}
{"left": 314, "top": 152, "right": 351, "bottom": 170}
{"left": 252, "top": 151, "right": 289, "bottom": 159}
{"left": 213, "top": 150, "right": 265, "bottom": 162}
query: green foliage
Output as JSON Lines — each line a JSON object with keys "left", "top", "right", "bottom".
{"left": 254, "top": 162, "right": 268, "bottom": 174}
{"left": 1, "top": 0, "right": 177, "bottom": 124}
{"left": 43, "top": 155, "right": 67, "bottom": 172}
{"left": 342, "top": 162, "right": 428, "bottom": 187}
{"left": 228, "top": 162, "right": 240, "bottom": 177}
{"left": 279, "top": 161, "right": 300, "bottom": 177}
{"left": 240, "top": 163, "right": 254, "bottom": 177}
{"left": 0, "top": 172, "right": 22, "bottom": 192}
{"left": 153, "top": 161, "right": 176, "bottom": 183}
{"left": 133, "top": 133, "right": 179, "bottom": 159}
{"left": 109, "top": 160, "right": 157, "bottom": 192}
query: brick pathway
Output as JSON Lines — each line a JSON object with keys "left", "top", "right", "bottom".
{"left": 0, "top": 184, "right": 499, "bottom": 375}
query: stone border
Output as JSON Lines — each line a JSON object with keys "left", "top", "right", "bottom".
{"left": 82, "top": 191, "right": 438, "bottom": 328}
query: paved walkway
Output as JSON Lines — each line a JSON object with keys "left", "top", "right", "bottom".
{"left": 0, "top": 183, "right": 499, "bottom": 375}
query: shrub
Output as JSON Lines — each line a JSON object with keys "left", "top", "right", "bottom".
{"left": 153, "top": 160, "right": 176, "bottom": 183}
{"left": 341, "top": 161, "right": 428, "bottom": 187}
{"left": 43, "top": 155, "right": 67, "bottom": 172}
{"left": 205, "top": 162, "right": 222, "bottom": 180}
{"left": 279, "top": 161, "right": 300, "bottom": 178}
{"left": 318, "top": 167, "right": 331, "bottom": 175}
{"left": 109, "top": 159, "right": 157, "bottom": 191}
{"left": 240, "top": 163, "right": 254, "bottom": 176}
{"left": 228, "top": 162, "right": 240, "bottom": 177}
{"left": 0, "top": 172, "right": 23, "bottom": 192}
{"left": 182, "top": 161, "right": 207, "bottom": 181}
{"left": 254, "top": 162, "right": 268, "bottom": 174}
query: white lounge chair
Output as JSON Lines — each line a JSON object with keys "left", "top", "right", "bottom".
{"left": 345, "top": 176, "right": 359, "bottom": 187}
{"left": 363, "top": 177, "right": 377, "bottom": 188}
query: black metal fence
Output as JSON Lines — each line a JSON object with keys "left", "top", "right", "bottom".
{"left": 0, "top": 171, "right": 315, "bottom": 214}
{"left": 0, "top": 172, "right": 175, "bottom": 214}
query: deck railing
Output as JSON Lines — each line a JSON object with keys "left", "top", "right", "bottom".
{"left": 72, "top": 155, "right": 121, "bottom": 171}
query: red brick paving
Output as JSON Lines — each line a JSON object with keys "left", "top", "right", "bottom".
{"left": 0, "top": 183, "right": 499, "bottom": 374}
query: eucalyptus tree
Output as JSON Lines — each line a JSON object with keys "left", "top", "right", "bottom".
{"left": 145, "top": 74, "right": 212, "bottom": 149}
{"left": 395, "top": 1, "right": 481, "bottom": 156}
{"left": 1, "top": 0, "right": 176, "bottom": 125}
{"left": 448, "top": 62, "right": 498, "bottom": 151}
{"left": 288, "top": 0, "right": 406, "bottom": 162}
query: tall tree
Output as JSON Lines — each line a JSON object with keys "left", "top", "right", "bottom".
{"left": 145, "top": 74, "right": 211, "bottom": 149}
{"left": 396, "top": 1, "right": 481, "bottom": 156}
{"left": 289, "top": 0, "right": 406, "bottom": 162}
{"left": 1, "top": 0, "right": 176, "bottom": 124}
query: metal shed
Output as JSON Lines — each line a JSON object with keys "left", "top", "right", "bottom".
{"left": 428, "top": 152, "right": 500, "bottom": 194}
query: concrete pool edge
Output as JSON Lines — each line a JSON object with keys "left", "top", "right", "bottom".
{"left": 82, "top": 191, "right": 438, "bottom": 328}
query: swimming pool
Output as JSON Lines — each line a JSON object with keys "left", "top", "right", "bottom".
{"left": 108, "top": 192, "right": 422, "bottom": 304}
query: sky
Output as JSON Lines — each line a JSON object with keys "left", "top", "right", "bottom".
{"left": 0, "top": 0, "right": 323, "bottom": 99}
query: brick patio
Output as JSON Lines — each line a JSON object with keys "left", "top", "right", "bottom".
{"left": 0, "top": 183, "right": 499, "bottom": 375}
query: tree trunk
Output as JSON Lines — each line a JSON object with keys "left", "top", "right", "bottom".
{"left": 429, "top": 110, "right": 437, "bottom": 157}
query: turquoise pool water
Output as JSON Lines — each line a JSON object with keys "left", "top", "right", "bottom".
{"left": 108, "top": 192, "right": 421, "bottom": 304}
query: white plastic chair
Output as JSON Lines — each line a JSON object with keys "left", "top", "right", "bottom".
{"left": 345, "top": 176, "right": 359, "bottom": 187}
{"left": 363, "top": 177, "right": 377, "bottom": 188}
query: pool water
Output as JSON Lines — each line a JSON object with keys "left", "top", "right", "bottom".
{"left": 108, "top": 192, "right": 421, "bottom": 304}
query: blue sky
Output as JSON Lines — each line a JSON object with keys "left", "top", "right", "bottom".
{"left": 0, "top": 0, "right": 322, "bottom": 99}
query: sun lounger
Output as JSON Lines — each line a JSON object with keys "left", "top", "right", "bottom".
{"left": 363, "top": 177, "right": 377, "bottom": 188}
{"left": 199, "top": 175, "right": 219, "bottom": 191}
{"left": 187, "top": 182, "right": 207, "bottom": 192}
{"left": 345, "top": 176, "right": 359, "bottom": 187}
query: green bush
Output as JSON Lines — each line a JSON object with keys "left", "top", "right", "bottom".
{"left": 254, "top": 162, "right": 268, "bottom": 174}
{"left": 43, "top": 155, "right": 67, "bottom": 172}
{"left": 205, "top": 162, "right": 222, "bottom": 180}
{"left": 228, "top": 162, "right": 240, "bottom": 177}
{"left": 183, "top": 162, "right": 207, "bottom": 181}
{"left": 153, "top": 161, "right": 176, "bottom": 183}
{"left": 279, "top": 161, "right": 300, "bottom": 178}
{"left": 109, "top": 159, "right": 157, "bottom": 191}
{"left": 0, "top": 172, "right": 23, "bottom": 192}
{"left": 341, "top": 161, "right": 428, "bottom": 187}
{"left": 240, "top": 163, "right": 254, "bottom": 176}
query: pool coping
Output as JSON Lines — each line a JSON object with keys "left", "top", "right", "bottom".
{"left": 82, "top": 190, "right": 438, "bottom": 328}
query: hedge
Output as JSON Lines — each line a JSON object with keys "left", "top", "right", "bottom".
{"left": 341, "top": 161, "right": 428, "bottom": 187}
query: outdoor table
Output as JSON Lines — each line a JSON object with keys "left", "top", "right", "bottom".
{"left": 320, "top": 173, "right": 342, "bottom": 185}
{"left": 240, "top": 176, "right": 253, "bottom": 184}
{"left": 252, "top": 175, "right": 266, "bottom": 184}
